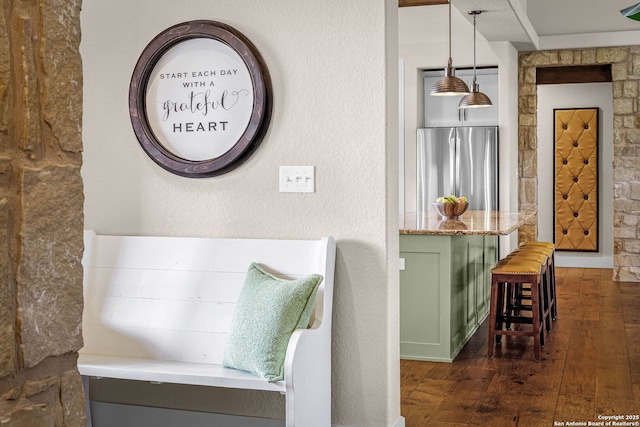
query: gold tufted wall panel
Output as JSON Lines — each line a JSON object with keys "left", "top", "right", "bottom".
{"left": 554, "top": 108, "right": 598, "bottom": 251}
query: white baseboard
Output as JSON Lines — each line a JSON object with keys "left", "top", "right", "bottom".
{"left": 392, "top": 416, "right": 406, "bottom": 427}
{"left": 89, "top": 402, "right": 406, "bottom": 427}
{"left": 555, "top": 255, "right": 613, "bottom": 268}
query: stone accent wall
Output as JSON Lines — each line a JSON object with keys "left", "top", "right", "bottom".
{"left": 519, "top": 46, "right": 640, "bottom": 281}
{"left": 0, "top": 0, "right": 86, "bottom": 425}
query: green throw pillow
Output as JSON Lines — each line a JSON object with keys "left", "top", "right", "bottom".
{"left": 223, "top": 262, "right": 323, "bottom": 382}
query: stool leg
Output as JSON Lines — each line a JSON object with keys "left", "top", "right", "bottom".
{"left": 543, "top": 265, "right": 552, "bottom": 333}
{"left": 488, "top": 275, "right": 499, "bottom": 358}
{"left": 496, "top": 281, "right": 505, "bottom": 344}
{"left": 538, "top": 277, "right": 546, "bottom": 348}
{"left": 514, "top": 281, "right": 524, "bottom": 316}
{"left": 530, "top": 277, "right": 542, "bottom": 361}
{"left": 504, "top": 282, "right": 512, "bottom": 331}
{"left": 550, "top": 254, "right": 557, "bottom": 320}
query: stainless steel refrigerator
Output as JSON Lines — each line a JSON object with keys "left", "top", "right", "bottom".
{"left": 417, "top": 127, "right": 498, "bottom": 212}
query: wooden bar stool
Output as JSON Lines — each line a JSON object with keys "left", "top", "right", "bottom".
{"left": 488, "top": 259, "right": 546, "bottom": 361}
{"left": 519, "top": 242, "right": 556, "bottom": 320}
{"left": 507, "top": 250, "right": 553, "bottom": 332}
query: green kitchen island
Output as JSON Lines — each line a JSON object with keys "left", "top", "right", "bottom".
{"left": 399, "top": 210, "right": 527, "bottom": 362}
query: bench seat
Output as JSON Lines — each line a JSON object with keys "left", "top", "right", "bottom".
{"left": 78, "top": 354, "right": 286, "bottom": 392}
{"left": 79, "top": 230, "right": 336, "bottom": 427}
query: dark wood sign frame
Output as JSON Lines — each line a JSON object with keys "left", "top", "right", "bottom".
{"left": 129, "top": 20, "right": 272, "bottom": 178}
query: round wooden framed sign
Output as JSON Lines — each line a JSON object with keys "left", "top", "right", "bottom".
{"left": 129, "top": 20, "right": 272, "bottom": 178}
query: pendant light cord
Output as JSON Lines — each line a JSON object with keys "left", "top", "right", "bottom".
{"left": 448, "top": 1, "right": 452, "bottom": 60}
{"left": 459, "top": 10, "right": 492, "bottom": 107}
{"left": 472, "top": 12, "right": 477, "bottom": 86}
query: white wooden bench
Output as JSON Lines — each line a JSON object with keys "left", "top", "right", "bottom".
{"left": 79, "top": 230, "right": 336, "bottom": 427}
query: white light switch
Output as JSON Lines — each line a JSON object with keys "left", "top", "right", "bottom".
{"left": 279, "top": 166, "right": 315, "bottom": 193}
{"left": 399, "top": 258, "right": 406, "bottom": 271}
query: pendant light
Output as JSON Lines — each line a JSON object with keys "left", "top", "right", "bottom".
{"left": 621, "top": 2, "right": 640, "bottom": 21}
{"left": 430, "top": 0, "right": 470, "bottom": 96}
{"left": 459, "top": 10, "right": 492, "bottom": 109}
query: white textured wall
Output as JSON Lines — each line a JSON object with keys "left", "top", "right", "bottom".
{"left": 81, "top": 1, "right": 401, "bottom": 426}
{"left": 491, "top": 41, "right": 521, "bottom": 257}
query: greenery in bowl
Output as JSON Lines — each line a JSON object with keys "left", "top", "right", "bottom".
{"left": 433, "top": 195, "right": 469, "bottom": 219}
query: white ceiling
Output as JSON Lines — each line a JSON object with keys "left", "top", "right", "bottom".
{"left": 451, "top": 0, "right": 640, "bottom": 51}
{"left": 525, "top": 0, "right": 639, "bottom": 36}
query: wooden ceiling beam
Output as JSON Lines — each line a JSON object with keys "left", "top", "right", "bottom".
{"left": 399, "top": 0, "right": 447, "bottom": 7}
{"left": 536, "top": 65, "right": 612, "bottom": 85}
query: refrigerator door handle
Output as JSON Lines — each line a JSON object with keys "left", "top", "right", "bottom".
{"left": 451, "top": 129, "right": 458, "bottom": 196}
{"left": 457, "top": 108, "right": 468, "bottom": 123}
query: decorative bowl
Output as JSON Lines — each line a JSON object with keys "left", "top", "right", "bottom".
{"left": 433, "top": 201, "right": 469, "bottom": 220}
{"left": 436, "top": 219, "right": 468, "bottom": 231}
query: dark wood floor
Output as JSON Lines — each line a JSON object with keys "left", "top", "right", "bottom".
{"left": 401, "top": 267, "right": 640, "bottom": 426}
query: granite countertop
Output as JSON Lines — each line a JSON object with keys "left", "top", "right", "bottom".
{"left": 400, "top": 210, "right": 528, "bottom": 236}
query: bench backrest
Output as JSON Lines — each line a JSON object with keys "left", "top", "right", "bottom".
{"left": 81, "top": 230, "right": 335, "bottom": 365}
